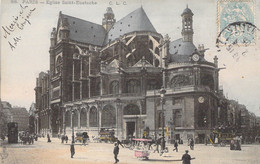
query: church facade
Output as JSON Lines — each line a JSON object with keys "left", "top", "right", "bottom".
{"left": 36, "top": 6, "right": 222, "bottom": 143}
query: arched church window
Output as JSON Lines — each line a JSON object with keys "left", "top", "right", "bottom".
{"left": 110, "top": 80, "right": 119, "bottom": 95}
{"left": 89, "top": 107, "right": 98, "bottom": 127}
{"left": 101, "top": 105, "right": 116, "bottom": 127}
{"left": 155, "top": 59, "right": 159, "bottom": 67}
{"left": 155, "top": 47, "right": 159, "bottom": 55}
{"left": 127, "top": 79, "right": 140, "bottom": 93}
{"left": 170, "top": 75, "right": 191, "bottom": 88}
{"left": 80, "top": 108, "right": 87, "bottom": 127}
{"left": 56, "top": 56, "right": 62, "bottom": 74}
{"left": 123, "top": 104, "right": 140, "bottom": 115}
{"left": 65, "top": 111, "right": 71, "bottom": 127}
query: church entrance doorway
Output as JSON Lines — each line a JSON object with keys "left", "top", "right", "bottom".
{"left": 198, "top": 134, "right": 205, "bottom": 144}
{"left": 126, "top": 121, "right": 135, "bottom": 138}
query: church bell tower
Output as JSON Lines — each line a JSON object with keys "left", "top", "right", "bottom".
{"left": 102, "top": 7, "right": 116, "bottom": 31}
{"left": 181, "top": 5, "right": 194, "bottom": 42}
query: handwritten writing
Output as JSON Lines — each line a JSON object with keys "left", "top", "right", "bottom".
{"left": 1, "top": 4, "right": 36, "bottom": 51}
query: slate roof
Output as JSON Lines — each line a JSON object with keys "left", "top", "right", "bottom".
{"left": 169, "top": 38, "right": 205, "bottom": 63}
{"left": 181, "top": 6, "right": 193, "bottom": 16}
{"left": 61, "top": 14, "right": 107, "bottom": 46}
{"left": 60, "top": 7, "right": 157, "bottom": 46}
{"left": 104, "top": 7, "right": 157, "bottom": 44}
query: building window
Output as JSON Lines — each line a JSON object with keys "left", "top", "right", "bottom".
{"left": 123, "top": 104, "right": 140, "bottom": 115}
{"left": 96, "top": 82, "right": 101, "bottom": 96}
{"left": 147, "top": 80, "right": 159, "bottom": 90}
{"left": 65, "top": 111, "right": 71, "bottom": 127}
{"left": 101, "top": 105, "right": 116, "bottom": 127}
{"left": 80, "top": 108, "right": 87, "bottom": 127}
{"left": 155, "top": 59, "right": 159, "bottom": 67}
{"left": 170, "top": 75, "right": 191, "bottom": 88}
{"left": 89, "top": 107, "right": 98, "bottom": 127}
{"left": 56, "top": 56, "right": 62, "bottom": 74}
{"left": 127, "top": 79, "right": 140, "bottom": 93}
{"left": 201, "top": 74, "right": 214, "bottom": 90}
{"left": 173, "top": 110, "right": 182, "bottom": 127}
{"left": 52, "top": 89, "right": 60, "bottom": 99}
{"left": 198, "top": 109, "right": 207, "bottom": 127}
{"left": 109, "top": 80, "right": 119, "bottom": 95}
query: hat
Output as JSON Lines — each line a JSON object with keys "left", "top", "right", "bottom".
{"left": 185, "top": 150, "right": 189, "bottom": 153}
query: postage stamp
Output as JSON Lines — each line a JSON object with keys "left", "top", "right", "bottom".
{"left": 217, "top": 0, "right": 257, "bottom": 46}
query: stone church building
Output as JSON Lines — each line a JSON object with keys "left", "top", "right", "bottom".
{"left": 36, "top": 6, "right": 221, "bottom": 143}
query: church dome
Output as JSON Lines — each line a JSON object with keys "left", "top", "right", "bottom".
{"left": 181, "top": 6, "right": 193, "bottom": 16}
{"left": 106, "top": 7, "right": 114, "bottom": 14}
{"left": 168, "top": 38, "right": 205, "bottom": 63}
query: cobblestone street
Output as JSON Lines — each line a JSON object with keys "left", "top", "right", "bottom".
{"left": 1, "top": 138, "right": 260, "bottom": 164}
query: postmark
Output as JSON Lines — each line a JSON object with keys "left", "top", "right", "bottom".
{"left": 217, "top": 0, "right": 257, "bottom": 46}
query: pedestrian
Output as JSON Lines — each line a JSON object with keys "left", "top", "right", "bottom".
{"left": 82, "top": 132, "right": 89, "bottom": 146}
{"left": 47, "top": 134, "right": 51, "bottom": 142}
{"left": 154, "top": 138, "right": 160, "bottom": 153}
{"left": 182, "top": 150, "right": 191, "bottom": 164}
{"left": 190, "top": 139, "right": 194, "bottom": 150}
{"left": 35, "top": 134, "right": 38, "bottom": 141}
{"left": 113, "top": 143, "right": 119, "bottom": 163}
{"left": 173, "top": 141, "right": 178, "bottom": 152}
{"left": 65, "top": 135, "right": 68, "bottom": 143}
{"left": 61, "top": 135, "right": 65, "bottom": 143}
{"left": 70, "top": 143, "right": 75, "bottom": 158}
{"left": 117, "top": 139, "right": 124, "bottom": 148}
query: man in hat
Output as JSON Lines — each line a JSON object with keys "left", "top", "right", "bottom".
{"left": 113, "top": 143, "right": 119, "bottom": 163}
{"left": 182, "top": 150, "right": 191, "bottom": 164}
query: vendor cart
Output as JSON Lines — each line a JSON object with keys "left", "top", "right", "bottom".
{"left": 132, "top": 138, "right": 152, "bottom": 160}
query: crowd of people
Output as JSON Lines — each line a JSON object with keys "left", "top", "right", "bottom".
{"left": 18, "top": 132, "right": 37, "bottom": 144}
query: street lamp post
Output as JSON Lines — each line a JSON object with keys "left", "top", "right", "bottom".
{"left": 160, "top": 87, "right": 166, "bottom": 151}
{"left": 71, "top": 109, "right": 76, "bottom": 143}
{"left": 116, "top": 98, "right": 121, "bottom": 139}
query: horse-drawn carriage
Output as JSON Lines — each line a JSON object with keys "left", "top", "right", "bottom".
{"left": 75, "top": 132, "right": 89, "bottom": 143}
{"left": 210, "top": 130, "right": 235, "bottom": 146}
{"left": 99, "top": 128, "right": 117, "bottom": 143}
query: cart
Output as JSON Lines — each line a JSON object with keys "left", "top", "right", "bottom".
{"left": 132, "top": 138, "right": 152, "bottom": 160}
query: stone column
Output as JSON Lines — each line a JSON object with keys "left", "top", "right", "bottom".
{"left": 80, "top": 58, "right": 83, "bottom": 99}
{"left": 87, "top": 109, "right": 90, "bottom": 128}
{"left": 78, "top": 109, "right": 81, "bottom": 128}
{"left": 63, "top": 109, "right": 66, "bottom": 135}
{"left": 72, "top": 59, "right": 75, "bottom": 101}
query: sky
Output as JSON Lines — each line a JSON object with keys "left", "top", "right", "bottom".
{"left": 1, "top": 0, "right": 260, "bottom": 116}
